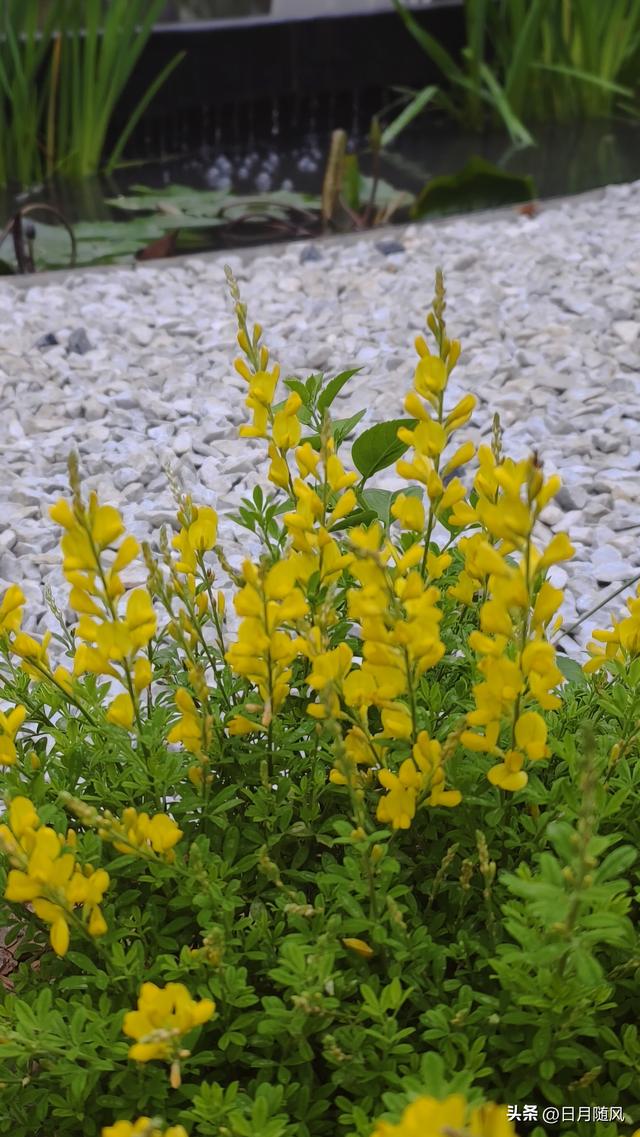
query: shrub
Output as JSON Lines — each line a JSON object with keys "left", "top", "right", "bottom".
{"left": 0, "top": 270, "right": 638, "bottom": 1137}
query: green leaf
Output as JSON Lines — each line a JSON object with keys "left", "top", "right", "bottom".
{"left": 329, "top": 508, "right": 378, "bottom": 533}
{"left": 412, "top": 156, "right": 536, "bottom": 220}
{"left": 556, "top": 654, "right": 588, "bottom": 686}
{"left": 303, "top": 410, "right": 366, "bottom": 452}
{"left": 351, "top": 419, "right": 417, "bottom": 479}
{"left": 361, "top": 488, "right": 396, "bottom": 529}
{"left": 317, "top": 369, "right": 362, "bottom": 413}
{"left": 381, "top": 84, "right": 439, "bottom": 146}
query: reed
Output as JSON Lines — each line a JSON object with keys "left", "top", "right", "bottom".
{"left": 0, "top": 0, "right": 183, "bottom": 188}
{"left": 388, "top": 0, "right": 640, "bottom": 147}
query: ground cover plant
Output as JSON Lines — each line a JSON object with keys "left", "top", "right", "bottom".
{"left": 0, "top": 271, "right": 639, "bottom": 1137}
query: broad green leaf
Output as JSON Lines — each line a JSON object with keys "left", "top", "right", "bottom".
{"left": 317, "top": 368, "right": 362, "bottom": 413}
{"left": 556, "top": 655, "right": 588, "bottom": 687}
{"left": 351, "top": 418, "right": 418, "bottom": 479}
{"left": 412, "top": 157, "right": 536, "bottom": 220}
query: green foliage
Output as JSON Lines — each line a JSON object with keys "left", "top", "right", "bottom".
{"left": 0, "top": 0, "right": 182, "bottom": 188}
{"left": 0, "top": 284, "right": 639, "bottom": 1137}
{"left": 411, "top": 157, "right": 535, "bottom": 219}
{"left": 388, "top": 0, "right": 640, "bottom": 146}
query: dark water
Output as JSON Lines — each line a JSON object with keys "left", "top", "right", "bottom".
{"left": 3, "top": 115, "right": 640, "bottom": 245}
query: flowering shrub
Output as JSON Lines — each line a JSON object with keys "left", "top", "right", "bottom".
{"left": 0, "top": 270, "right": 638, "bottom": 1137}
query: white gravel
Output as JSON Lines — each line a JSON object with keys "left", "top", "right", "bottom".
{"left": 1, "top": 180, "right": 640, "bottom": 660}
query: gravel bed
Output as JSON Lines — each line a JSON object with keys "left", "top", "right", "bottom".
{"left": 1, "top": 180, "right": 640, "bottom": 661}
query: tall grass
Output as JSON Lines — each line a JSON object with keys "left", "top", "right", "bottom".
{"left": 0, "top": 0, "right": 183, "bottom": 189}
{"left": 388, "top": 0, "right": 640, "bottom": 146}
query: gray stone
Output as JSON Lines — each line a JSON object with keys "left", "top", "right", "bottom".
{"left": 67, "top": 328, "right": 93, "bottom": 355}
{"left": 375, "top": 239, "right": 405, "bottom": 256}
{"left": 613, "top": 320, "right": 640, "bottom": 345}
{"left": 300, "top": 245, "right": 323, "bottom": 264}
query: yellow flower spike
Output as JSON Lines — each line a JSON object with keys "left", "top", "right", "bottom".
{"left": 487, "top": 750, "right": 529, "bottom": 793}
{"left": 326, "top": 453, "right": 358, "bottom": 492}
{"left": 102, "top": 1120, "right": 190, "bottom": 1137}
{"left": 12, "top": 631, "right": 51, "bottom": 679}
{"left": 444, "top": 393, "right": 476, "bottom": 432}
{"left": 69, "top": 587, "right": 103, "bottom": 616}
{"left": 329, "top": 488, "right": 357, "bottom": 525}
{"left": 342, "top": 937, "right": 374, "bottom": 959}
{"left": 0, "top": 583, "right": 26, "bottom": 635}
{"left": 443, "top": 439, "right": 476, "bottom": 476}
{"left": 378, "top": 704, "right": 414, "bottom": 740}
{"left": 188, "top": 506, "right": 218, "bottom": 552}
{"left": 534, "top": 473, "right": 562, "bottom": 512}
{"left": 9, "top": 796, "right": 40, "bottom": 837}
{"left": 370, "top": 1094, "right": 520, "bottom": 1137}
{"left": 0, "top": 705, "right": 26, "bottom": 766}
{"left": 531, "top": 581, "right": 563, "bottom": 629}
{"left": 91, "top": 505, "right": 125, "bottom": 550}
{"left": 111, "top": 535, "right": 141, "bottom": 573}
{"left": 414, "top": 354, "right": 447, "bottom": 399}
{"left": 123, "top": 982, "right": 215, "bottom": 1063}
{"left": 480, "top": 600, "right": 513, "bottom": 638}
{"left": 267, "top": 441, "right": 291, "bottom": 488}
{"left": 106, "top": 693, "right": 135, "bottom": 730}
{"left": 514, "top": 711, "right": 549, "bottom": 761}
{"left": 390, "top": 494, "right": 425, "bottom": 532}
{"left": 133, "top": 657, "right": 153, "bottom": 693}
{"left": 125, "top": 590, "right": 157, "bottom": 648}
{"left": 436, "top": 477, "right": 465, "bottom": 515}
{"left": 403, "top": 391, "right": 431, "bottom": 422}
{"left": 425, "top": 550, "right": 451, "bottom": 580}
{"left": 537, "top": 532, "right": 575, "bottom": 570}
{"left": 146, "top": 815, "right": 183, "bottom": 856}
{"left": 295, "top": 441, "right": 321, "bottom": 479}
{"left": 49, "top": 498, "right": 77, "bottom": 529}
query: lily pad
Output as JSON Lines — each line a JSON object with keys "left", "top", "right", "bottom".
{"left": 412, "top": 156, "right": 536, "bottom": 219}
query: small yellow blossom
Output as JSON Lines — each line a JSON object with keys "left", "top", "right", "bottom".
{"left": 342, "top": 937, "right": 374, "bottom": 959}
{"left": 102, "top": 1122, "right": 188, "bottom": 1137}
{"left": 370, "top": 1094, "right": 520, "bottom": 1137}
{"left": 123, "top": 982, "right": 215, "bottom": 1063}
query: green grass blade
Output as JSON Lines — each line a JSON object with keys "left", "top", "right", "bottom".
{"left": 533, "top": 61, "right": 634, "bottom": 97}
{"left": 380, "top": 85, "right": 439, "bottom": 147}
{"left": 105, "top": 51, "right": 185, "bottom": 173}
{"left": 392, "top": 0, "right": 465, "bottom": 85}
{"left": 479, "top": 62, "right": 535, "bottom": 146}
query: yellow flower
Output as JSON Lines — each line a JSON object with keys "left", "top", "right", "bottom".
{"left": 0, "top": 705, "right": 26, "bottom": 766}
{"left": 0, "top": 797, "right": 109, "bottom": 955}
{"left": 125, "top": 590, "right": 157, "bottom": 649}
{"left": 123, "top": 982, "right": 215, "bottom": 1063}
{"left": 342, "top": 937, "right": 374, "bottom": 959}
{"left": 188, "top": 506, "right": 218, "bottom": 552}
{"left": 102, "top": 1119, "right": 189, "bottom": 1137}
{"left": 390, "top": 494, "right": 425, "bottom": 532}
{"left": 370, "top": 1094, "right": 519, "bottom": 1137}
{"left": 0, "top": 583, "right": 26, "bottom": 635}
{"left": 514, "top": 711, "right": 549, "bottom": 761}
{"left": 106, "top": 693, "right": 135, "bottom": 730}
{"left": 110, "top": 808, "right": 183, "bottom": 860}
{"left": 133, "top": 657, "right": 153, "bottom": 693}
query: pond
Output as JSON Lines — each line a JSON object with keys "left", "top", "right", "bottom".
{"left": 3, "top": 111, "right": 639, "bottom": 273}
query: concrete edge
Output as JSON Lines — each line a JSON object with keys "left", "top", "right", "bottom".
{"left": 0, "top": 180, "right": 625, "bottom": 291}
